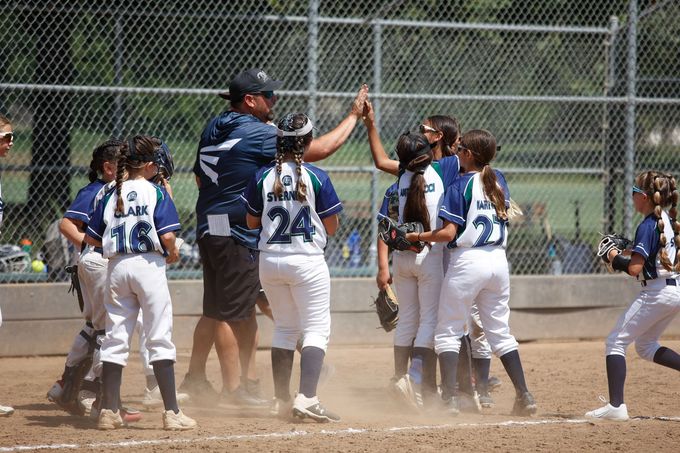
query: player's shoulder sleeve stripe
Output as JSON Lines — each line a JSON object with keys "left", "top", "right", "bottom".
{"left": 463, "top": 176, "right": 475, "bottom": 205}
{"left": 86, "top": 225, "right": 103, "bottom": 240}
{"left": 431, "top": 161, "right": 443, "bottom": 181}
{"left": 317, "top": 201, "right": 342, "bottom": 217}
{"left": 303, "top": 165, "right": 323, "bottom": 195}
{"left": 155, "top": 185, "right": 165, "bottom": 203}
{"left": 157, "top": 222, "right": 181, "bottom": 234}
{"left": 240, "top": 194, "right": 261, "bottom": 215}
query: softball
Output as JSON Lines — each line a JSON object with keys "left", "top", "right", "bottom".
{"left": 31, "top": 259, "right": 45, "bottom": 273}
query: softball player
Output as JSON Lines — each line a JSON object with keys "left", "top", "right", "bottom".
{"left": 0, "top": 114, "right": 14, "bottom": 417}
{"left": 586, "top": 171, "right": 680, "bottom": 421}
{"left": 363, "top": 101, "right": 460, "bottom": 176}
{"left": 85, "top": 135, "right": 195, "bottom": 430}
{"left": 408, "top": 129, "right": 537, "bottom": 416}
{"left": 47, "top": 139, "right": 124, "bottom": 417}
{"left": 242, "top": 113, "right": 343, "bottom": 422}
{"left": 374, "top": 131, "right": 460, "bottom": 409}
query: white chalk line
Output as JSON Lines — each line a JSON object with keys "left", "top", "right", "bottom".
{"left": 2, "top": 416, "right": 679, "bottom": 452}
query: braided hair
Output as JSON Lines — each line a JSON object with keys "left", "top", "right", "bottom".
{"left": 274, "top": 113, "right": 313, "bottom": 203}
{"left": 114, "top": 135, "right": 162, "bottom": 214}
{"left": 88, "top": 139, "right": 124, "bottom": 183}
{"left": 396, "top": 132, "right": 434, "bottom": 231}
{"left": 460, "top": 129, "right": 507, "bottom": 221}
{"left": 635, "top": 171, "right": 680, "bottom": 272}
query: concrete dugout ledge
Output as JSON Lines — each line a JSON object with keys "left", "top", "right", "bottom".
{"left": 0, "top": 275, "right": 677, "bottom": 357}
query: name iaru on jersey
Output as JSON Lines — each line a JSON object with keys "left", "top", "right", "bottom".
{"left": 114, "top": 205, "right": 149, "bottom": 218}
{"left": 266, "top": 190, "right": 299, "bottom": 202}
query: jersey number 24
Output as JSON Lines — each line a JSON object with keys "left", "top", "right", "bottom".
{"left": 267, "top": 206, "right": 316, "bottom": 244}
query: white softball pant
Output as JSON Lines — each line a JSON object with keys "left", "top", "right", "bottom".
{"left": 435, "top": 246, "right": 518, "bottom": 357}
{"left": 66, "top": 249, "right": 108, "bottom": 369}
{"left": 393, "top": 248, "right": 443, "bottom": 349}
{"left": 100, "top": 253, "right": 176, "bottom": 367}
{"left": 469, "top": 303, "right": 492, "bottom": 359}
{"left": 606, "top": 280, "right": 680, "bottom": 360}
{"left": 260, "top": 253, "right": 331, "bottom": 352}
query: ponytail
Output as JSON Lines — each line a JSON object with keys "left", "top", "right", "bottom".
{"left": 480, "top": 166, "right": 507, "bottom": 221}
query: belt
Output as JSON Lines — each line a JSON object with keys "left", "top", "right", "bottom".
{"left": 640, "top": 278, "right": 677, "bottom": 287}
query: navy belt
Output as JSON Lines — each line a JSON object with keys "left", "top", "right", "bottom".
{"left": 641, "top": 278, "right": 677, "bottom": 287}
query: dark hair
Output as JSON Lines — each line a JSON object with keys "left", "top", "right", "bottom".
{"left": 273, "top": 113, "right": 313, "bottom": 202}
{"left": 427, "top": 115, "right": 460, "bottom": 157}
{"left": 396, "top": 132, "right": 433, "bottom": 231}
{"left": 0, "top": 114, "right": 11, "bottom": 128}
{"left": 635, "top": 170, "right": 680, "bottom": 272}
{"left": 115, "top": 135, "right": 161, "bottom": 214}
{"left": 460, "top": 129, "right": 507, "bottom": 221}
{"left": 88, "top": 139, "right": 124, "bottom": 183}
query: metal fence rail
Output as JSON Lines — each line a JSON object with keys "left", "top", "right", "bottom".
{"left": 0, "top": 0, "right": 678, "bottom": 282}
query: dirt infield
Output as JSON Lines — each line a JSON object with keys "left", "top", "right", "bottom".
{"left": 0, "top": 340, "right": 679, "bottom": 452}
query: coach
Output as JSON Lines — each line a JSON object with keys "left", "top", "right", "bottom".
{"left": 182, "top": 68, "right": 368, "bottom": 406}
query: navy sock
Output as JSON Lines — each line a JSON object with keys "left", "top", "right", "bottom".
{"left": 456, "top": 335, "right": 474, "bottom": 395}
{"left": 499, "top": 350, "right": 529, "bottom": 396}
{"left": 438, "top": 351, "right": 459, "bottom": 400}
{"left": 299, "top": 346, "right": 325, "bottom": 398}
{"left": 271, "top": 347, "right": 295, "bottom": 401}
{"left": 413, "top": 347, "right": 437, "bottom": 395}
{"left": 152, "top": 360, "right": 179, "bottom": 413}
{"left": 653, "top": 346, "right": 680, "bottom": 371}
{"left": 606, "top": 354, "right": 626, "bottom": 407}
{"left": 394, "top": 345, "right": 412, "bottom": 376}
{"left": 101, "top": 362, "right": 123, "bottom": 411}
{"left": 472, "top": 358, "right": 491, "bottom": 396}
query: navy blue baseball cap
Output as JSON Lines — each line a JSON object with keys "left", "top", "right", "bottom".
{"left": 218, "top": 68, "right": 283, "bottom": 101}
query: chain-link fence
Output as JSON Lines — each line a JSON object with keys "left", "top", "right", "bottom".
{"left": 0, "top": 0, "right": 678, "bottom": 282}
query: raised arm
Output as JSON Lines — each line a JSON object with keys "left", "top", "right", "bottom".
{"left": 305, "top": 84, "right": 368, "bottom": 163}
{"left": 363, "top": 100, "right": 399, "bottom": 176}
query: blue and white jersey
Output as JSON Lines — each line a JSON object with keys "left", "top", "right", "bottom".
{"left": 64, "top": 180, "right": 106, "bottom": 225}
{"left": 242, "top": 162, "right": 343, "bottom": 255}
{"left": 193, "top": 111, "right": 278, "bottom": 249}
{"left": 392, "top": 156, "right": 460, "bottom": 252}
{"left": 440, "top": 170, "right": 510, "bottom": 249}
{"left": 377, "top": 182, "right": 399, "bottom": 222}
{"left": 64, "top": 179, "right": 106, "bottom": 254}
{"left": 632, "top": 211, "right": 678, "bottom": 281}
{"left": 86, "top": 179, "right": 180, "bottom": 259}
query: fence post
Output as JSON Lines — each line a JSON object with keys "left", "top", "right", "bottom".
{"left": 113, "top": 15, "right": 125, "bottom": 137}
{"left": 307, "top": 0, "right": 319, "bottom": 121}
{"left": 624, "top": 0, "right": 638, "bottom": 239}
{"left": 368, "top": 21, "right": 383, "bottom": 271}
{"left": 602, "top": 16, "right": 619, "bottom": 234}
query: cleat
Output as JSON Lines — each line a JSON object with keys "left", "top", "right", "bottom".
{"left": 47, "top": 380, "right": 64, "bottom": 403}
{"left": 292, "top": 394, "right": 340, "bottom": 423}
{"left": 163, "top": 409, "right": 197, "bottom": 430}
{"left": 441, "top": 397, "right": 460, "bottom": 416}
{"left": 0, "top": 404, "right": 14, "bottom": 417}
{"left": 77, "top": 390, "right": 97, "bottom": 416}
{"left": 456, "top": 391, "right": 482, "bottom": 414}
{"left": 221, "top": 386, "right": 269, "bottom": 408}
{"left": 269, "top": 397, "right": 293, "bottom": 418}
{"left": 391, "top": 374, "right": 422, "bottom": 411}
{"left": 178, "top": 373, "right": 219, "bottom": 403}
{"left": 478, "top": 394, "right": 495, "bottom": 408}
{"left": 97, "top": 409, "right": 125, "bottom": 430}
{"left": 585, "top": 396, "right": 629, "bottom": 421}
{"left": 142, "top": 386, "right": 190, "bottom": 409}
{"left": 512, "top": 391, "right": 537, "bottom": 416}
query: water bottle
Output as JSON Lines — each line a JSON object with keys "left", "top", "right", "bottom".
{"left": 347, "top": 229, "right": 362, "bottom": 268}
{"left": 408, "top": 357, "right": 423, "bottom": 385}
{"left": 549, "top": 244, "right": 563, "bottom": 275}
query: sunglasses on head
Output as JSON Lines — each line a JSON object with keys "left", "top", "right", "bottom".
{"left": 250, "top": 91, "right": 275, "bottom": 99}
{"left": 419, "top": 124, "right": 439, "bottom": 134}
{"left": 0, "top": 131, "right": 14, "bottom": 141}
{"left": 632, "top": 185, "right": 646, "bottom": 196}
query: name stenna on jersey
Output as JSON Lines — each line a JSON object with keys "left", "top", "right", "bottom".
{"left": 114, "top": 205, "right": 150, "bottom": 218}
{"left": 399, "top": 183, "right": 436, "bottom": 197}
{"left": 266, "top": 190, "right": 299, "bottom": 202}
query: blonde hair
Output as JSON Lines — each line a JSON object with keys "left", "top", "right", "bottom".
{"left": 635, "top": 171, "right": 680, "bottom": 272}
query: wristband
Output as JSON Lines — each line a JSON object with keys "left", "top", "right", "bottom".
{"left": 611, "top": 253, "right": 631, "bottom": 273}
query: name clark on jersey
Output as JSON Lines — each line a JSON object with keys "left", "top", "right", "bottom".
{"left": 267, "top": 191, "right": 298, "bottom": 202}
{"left": 114, "top": 205, "right": 150, "bottom": 218}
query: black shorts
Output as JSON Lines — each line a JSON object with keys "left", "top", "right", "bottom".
{"left": 198, "top": 235, "right": 261, "bottom": 321}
